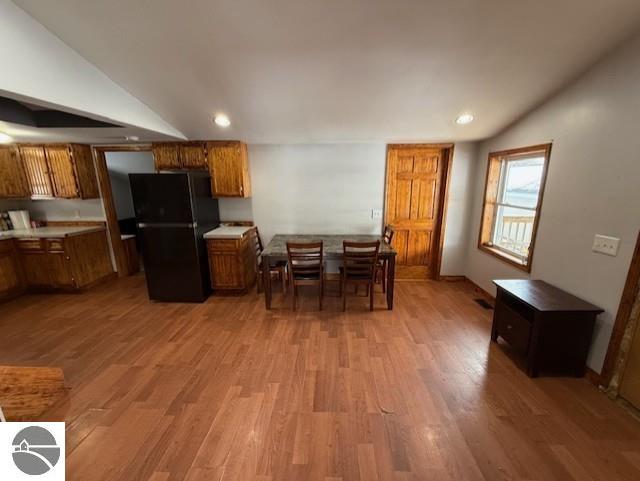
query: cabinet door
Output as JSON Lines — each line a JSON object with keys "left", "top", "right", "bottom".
{"left": 207, "top": 141, "right": 251, "bottom": 197}
{"left": 20, "top": 146, "right": 53, "bottom": 198}
{"left": 20, "top": 251, "right": 73, "bottom": 288}
{"left": 209, "top": 253, "right": 244, "bottom": 288}
{"left": 70, "top": 144, "right": 99, "bottom": 198}
{"left": 180, "top": 143, "right": 207, "bottom": 169}
{"left": 152, "top": 143, "right": 181, "bottom": 170}
{"left": 0, "top": 241, "right": 24, "bottom": 295}
{"left": 0, "top": 147, "right": 29, "bottom": 198}
{"left": 45, "top": 146, "right": 80, "bottom": 198}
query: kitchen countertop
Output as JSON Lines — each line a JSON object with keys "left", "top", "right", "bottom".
{"left": 203, "top": 226, "right": 254, "bottom": 240}
{"left": 0, "top": 226, "right": 106, "bottom": 240}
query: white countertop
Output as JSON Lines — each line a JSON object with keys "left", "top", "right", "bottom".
{"left": 203, "top": 226, "right": 254, "bottom": 239}
{"left": 0, "top": 226, "right": 106, "bottom": 240}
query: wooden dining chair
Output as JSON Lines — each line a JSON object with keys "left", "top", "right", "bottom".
{"left": 287, "top": 241, "right": 324, "bottom": 311}
{"left": 253, "top": 227, "right": 288, "bottom": 294}
{"left": 375, "top": 226, "right": 394, "bottom": 292}
{"left": 341, "top": 240, "right": 380, "bottom": 311}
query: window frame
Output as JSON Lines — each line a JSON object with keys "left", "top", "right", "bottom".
{"left": 477, "top": 143, "right": 552, "bottom": 272}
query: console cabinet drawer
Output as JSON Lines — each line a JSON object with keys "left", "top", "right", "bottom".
{"left": 494, "top": 301, "right": 531, "bottom": 355}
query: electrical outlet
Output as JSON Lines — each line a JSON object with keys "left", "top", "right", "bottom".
{"left": 371, "top": 208, "right": 383, "bottom": 220}
{"left": 592, "top": 234, "right": 620, "bottom": 256}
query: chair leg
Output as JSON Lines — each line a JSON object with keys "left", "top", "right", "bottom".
{"left": 342, "top": 280, "right": 347, "bottom": 312}
{"left": 319, "top": 279, "right": 323, "bottom": 311}
{"left": 292, "top": 284, "right": 297, "bottom": 311}
{"left": 370, "top": 281, "right": 375, "bottom": 311}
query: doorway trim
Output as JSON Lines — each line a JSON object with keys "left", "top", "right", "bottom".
{"left": 93, "top": 145, "right": 152, "bottom": 277}
{"left": 600, "top": 230, "right": 640, "bottom": 387}
{"left": 383, "top": 143, "right": 454, "bottom": 280}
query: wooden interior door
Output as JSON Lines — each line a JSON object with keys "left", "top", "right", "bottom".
{"left": 384, "top": 145, "right": 449, "bottom": 279}
{"left": 20, "top": 146, "right": 53, "bottom": 198}
{"left": 46, "top": 146, "right": 79, "bottom": 198}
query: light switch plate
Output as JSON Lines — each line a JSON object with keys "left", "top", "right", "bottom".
{"left": 592, "top": 234, "right": 620, "bottom": 256}
{"left": 371, "top": 208, "right": 383, "bottom": 220}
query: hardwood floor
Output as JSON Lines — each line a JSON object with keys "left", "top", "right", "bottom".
{"left": 1, "top": 276, "right": 640, "bottom": 481}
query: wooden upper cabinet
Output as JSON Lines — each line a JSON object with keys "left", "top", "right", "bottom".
{"left": 152, "top": 143, "right": 181, "bottom": 170}
{"left": 45, "top": 145, "right": 79, "bottom": 198}
{"left": 16, "top": 144, "right": 98, "bottom": 199}
{"left": 0, "top": 146, "right": 29, "bottom": 198}
{"left": 207, "top": 141, "right": 251, "bottom": 197}
{"left": 20, "top": 146, "right": 54, "bottom": 198}
{"left": 180, "top": 142, "right": 207, "bottom": 169}
{"left": 70, "top": 144, "right": 99, "bottom": 198}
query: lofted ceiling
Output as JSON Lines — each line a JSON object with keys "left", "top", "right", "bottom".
{"left": 12, "top": 0, "right": 640, "bottom": 144}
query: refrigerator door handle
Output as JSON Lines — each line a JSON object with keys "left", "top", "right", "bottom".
{"left": 137, "top": 222, "right": 197, "bottom": 228}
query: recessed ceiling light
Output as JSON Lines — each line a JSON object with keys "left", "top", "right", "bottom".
{"left": 455, "top": 114, "right": 474, "bottom": 125}
{"left": 0, "top": 132, "right": 12, "bottom": 144}
{"left": 125, "top": 135, "right": 140, "bottom": 141}
{"left": 214, "top": 114, "right": 231, "bottom": 128}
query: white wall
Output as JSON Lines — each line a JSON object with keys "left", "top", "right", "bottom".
{"left": 249, "top": 144, "right": 387, "bottom": 245}
{"left": 440, "top": 143, "right": 478, "bottom": 276}
{"left": 0, "top": 0, "right": 183, "bottom": 138}
{"left": 105, "top": 151, "right": 155, "bottom": 219}
{"left": 465, "top": 31, "right": 640, "bottom": 372}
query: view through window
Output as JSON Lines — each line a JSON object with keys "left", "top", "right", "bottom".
{"left": 492, "top": 155, "right": 545, "bottom": 259}
{"left": 478, "top": 144, "right": 551, "bottom": 271}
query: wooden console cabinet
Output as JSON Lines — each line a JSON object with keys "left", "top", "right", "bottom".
{"left": 491, "top": 279, "right": 603, "bottom": 377}
{"left": 206, "top": 230, "right": 256, "bottom": 293}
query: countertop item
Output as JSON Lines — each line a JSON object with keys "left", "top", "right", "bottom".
{"left": 0, "top": 226, "right": 106, "bottom": 240}
{"left": 204, "top": 225, "right": 254, "bottom": 239}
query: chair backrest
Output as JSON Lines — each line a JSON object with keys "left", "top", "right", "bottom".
{"left": 383, "top": 226, "right": 394, "bottom": 245}
{"left": 252, "top": 227, "right": 264, "bottom": 257}
{"left": 343, "top": 240, "right": 380, "bottom": 279}
{"left": 287, "top": 241, "right": 323, "bottom": 279}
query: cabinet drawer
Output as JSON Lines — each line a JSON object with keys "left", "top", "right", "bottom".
{"left": 207, "top": 239, "right": 240, "bottom": 252}
{"left": 16, "top": 239, "right": 44, "bottom": 252}
{"left": 46, "top": 239, "right": 65, "bottom": 252}
{"left": 495, "top": 301, "right": 532, "bottom": 355}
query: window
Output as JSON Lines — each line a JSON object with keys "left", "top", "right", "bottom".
{"left": 478, "top": 144, "right": 551, "bottom": 271}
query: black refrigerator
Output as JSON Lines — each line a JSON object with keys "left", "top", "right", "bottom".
{"left": 129, "top": 172, "right": 220, "bottom": 302}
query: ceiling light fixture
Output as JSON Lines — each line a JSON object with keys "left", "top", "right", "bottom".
{"left": 125, "top": 135, "right": 140, "bottom": 141}
{"left": 214, "top": 114, "right": 231, "bottom": 128}
{"left": 455, "top": 113, "right": 474, "bottom": 125}
{"left": 0, "top": 132, "right": 13, "bottom": 144}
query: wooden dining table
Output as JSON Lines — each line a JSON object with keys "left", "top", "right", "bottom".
{"left": 260, "top": 234, "right": 397, "bottom": 310}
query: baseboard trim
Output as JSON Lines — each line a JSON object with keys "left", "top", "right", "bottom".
{"left": 465, "top": 277, "right": 496, "bottom": 302}
{"left": 439, "top": 275, "right": 466, "bottom": 282}
{"left": 585, "top": 367, "right": 602, "bottom": 386}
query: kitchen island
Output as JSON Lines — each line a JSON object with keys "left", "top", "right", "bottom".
{"left": 0, "top": 225, "right": 114, "bottom": 300}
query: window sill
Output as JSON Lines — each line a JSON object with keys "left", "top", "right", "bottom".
{"left": 478, "top": 244, "right": 532, "bottom": 273}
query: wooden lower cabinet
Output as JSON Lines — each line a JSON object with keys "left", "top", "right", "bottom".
{"left": 207, "top": 234, "right": 256, "bottom": 293}
{"left": 0, "top": 239, "right": 25, "bottom": 300}
{"left": 13, "top": 230, "right": 113, "bottom": 292}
